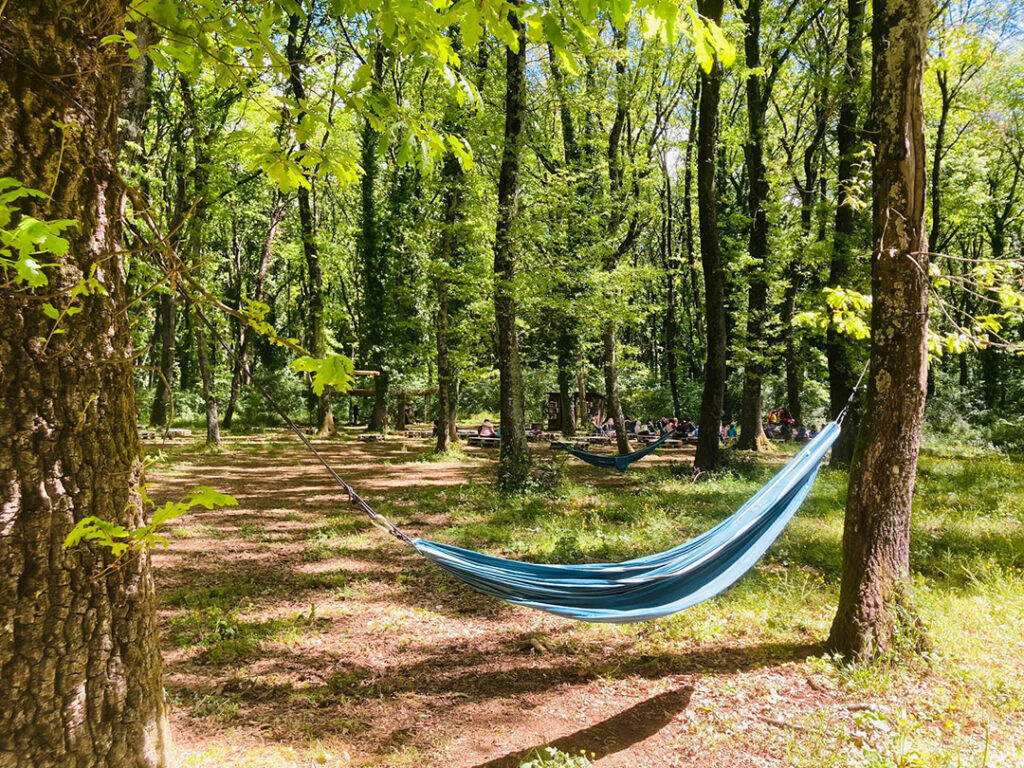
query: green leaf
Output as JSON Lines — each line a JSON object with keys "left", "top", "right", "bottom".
{"left": 292, "top": 354, "right": 356, "bottom": 396}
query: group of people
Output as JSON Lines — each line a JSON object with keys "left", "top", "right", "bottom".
{"left": 764, "top": 407, "right": 821, "bottom": 442}
{"left": 588, "top": 410, "right": 823, "bottom": 445}
{"left": 591, "top": 415, "right": 697, "bottom": 439}
{"left": 469, "top": 411, "right": 821, "bottom": 445}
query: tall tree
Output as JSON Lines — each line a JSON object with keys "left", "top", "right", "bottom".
{"left": 0, "top": 2, "right": 170, "bottom": 764}
{"left": 735, "top": 0, "right": 772, "bottom": 451}
{"left": 222, "top": 194, "right": 286, "bottom": 428}
{"left": 493, "top": 0, "right": 532, "bottom": 490}
{"left": 287, "top": 11, "right": 334, "bottom": 435}
{"left": 736, "top": 0, "right": 817, "bottom": 450}
{"left": 828, "top": 0, "right": 932, "bottom": 659}
{"left": 694, "top": 0, "right": 729, "bottom": 471}
{"left": 359, "top": 45, "right": 391, "bottom": 432}
{"left": 828, "top": 0, "right": 867, "bottom": 465}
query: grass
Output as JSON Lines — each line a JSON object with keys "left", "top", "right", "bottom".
{"left": 152, "top": 433, "right": 1024, "bottom": 767}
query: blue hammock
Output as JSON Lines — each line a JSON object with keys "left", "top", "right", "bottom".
{"left": 413, "top": 422, "right": 840, "bottom": 622}
{"left": 558, "top": 428, "right": 681, "bottom": 471}
{"left": 192, "top": 298, "right": 851, "bottom": 625}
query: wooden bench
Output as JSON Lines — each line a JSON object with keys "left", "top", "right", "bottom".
{"left": 467, "top": 435, "right": 500, "bottom": 448}
{"left": 403, "top": 429, "right": 433, "bottom": 439}
{"left": 139, "top": 428, "right": 192, "bottom": 440}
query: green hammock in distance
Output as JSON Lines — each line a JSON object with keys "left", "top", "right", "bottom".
{"left": 559, "top": 428, "right": 681, "bottom": 471}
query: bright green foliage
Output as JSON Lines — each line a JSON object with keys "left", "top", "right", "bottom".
{"left": 291, "top": 354, "right": 356, "bottom": 395}
{"left": 519, "top": 746, "right": 593, "bottom": 768}
{"left": 64, "top": 486, "right": 238, "bottom": 559}
{"left": 0, "top": 178, "right": 75, "bottom": 289}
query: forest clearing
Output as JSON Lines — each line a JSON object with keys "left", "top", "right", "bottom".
{"left": 149, "top": 432, "right": 1024, "bottom": 767}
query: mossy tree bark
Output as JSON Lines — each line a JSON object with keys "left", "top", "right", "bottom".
{"left": 694, "top": 0, "right": 728, "bottom": 472}
{"left": 493, "top": 1, "right": 532, "bottom": 490}
{"left": 827, "top": 0, "right": 932, "bottom": 660}
{"left": 828, "top": 0, "right": 867, "bottom": 466}
{"left": 0, "top": 2, "right": 170, "bottom": 764}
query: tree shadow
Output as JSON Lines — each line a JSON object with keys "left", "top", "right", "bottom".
{"left": 469, "top": 686, "right": 694, "bottom": 768}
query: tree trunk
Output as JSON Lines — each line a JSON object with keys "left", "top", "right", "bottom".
{"left": 549, "top": 43, "right": 581, "bottom": 438}
{"left": 287, "top": 13, "right": 334, "bottom": 436}
{"left": 602, "top": 26, "right": 632, "bottom": 455}
{"left": 694, "top": 0, "right": 728, "bottom": 471}
{"left": 827, "top": 0, "right": 932, "bottom": 660}
{"left": 435, "top": 277, "right": 454, "bottom": 452}
{"left": 683, "top": 79, "right": 704, "bottom": 365}
{"left": 150, "top": 292, "right": 176, "bottom": 427}
{"left": 782, "top": 267, "right": 803, "bottom": 426}
{"left": 223, "top": 197, "right": 284, "bottom": 428}
{"left": 358, "top": 46, "right": 390, "bottom": 433}
{"left": 181, "top": 76, "right": 221, "bottom": 445}
{"left": 736, "top": 0, "right": 771, "bottom": 452}
{"left": 828, "top": 0, "right": 867, "bottom": 465}
{"left": 493, "top": 1, "right": 532, "bottom": 490}
{"left": 193, "top": 308, "right": 220, "bottom": 444}
{"left": 603, "top": 322, "right": 631, "bottom": 454}
{"left": 0, "top": 3, "right": 170, "bottom": 764}
{"left": 662, "top": 158, "right": 682, "bottom": 419}
{"left": 929, "top": 73, "right": 950, "bottom": 251}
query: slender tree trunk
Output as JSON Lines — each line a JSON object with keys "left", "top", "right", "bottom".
{"left": 694, "top": 0, "right": 728, "bottom": 471}
{"left": 828, "top": 0, "right": 867, "bottom": 465}
{"left": 0, "top": 3, "right": 170, "bottom": 764}
{"left": 683, "top": 79, "right": 704, "bottom": 363}
{"left": 737, "top": 0, "right": 771, "bottom": 452}
{"left": 192, "top": 309, "right": 220, "bottom": 444}
{"left": 603, "top": 26, "right": 632, "bottom": 455}
{"left": 782, "top": 267, "right": 803, "bottom": 425}
{"left": 287, "top": 13, "right": 334, "bottom": 436}
{"left": 493, "top": 1, "right": 532, "bottom": 490}
{"left": 603, "top": 323, "right": 631, "bottom": 454}
{"left": 435, "top": 278, "right": 454, "bottom": 452}
{"left": 828, "top": 0, "right": 932, "bottom": 660}
{"left": 223, "top": 197, "right": 284, "bottom": 428}
{"left": 556, "top": 334, "right": 577, "bottom": 435}
{"left": 150, "top": 292, "right": 176, "bottom": 426}
{"left": 357, "top": 45, "right": 390, "bottom": 433}
{"left": 181, "top": 77, "right": 221, "bottom": 445}
{"left": 929, "top": 74, "right": 950, "bottom": 250}
{"left": 663, "top": 159, "right": 682, "bottom": 418}
{"left": 549, "top": 43, "right": 582, "bottom": 437}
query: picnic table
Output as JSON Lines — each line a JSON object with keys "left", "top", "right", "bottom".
{"left": 403, "top": 429, "right": 433, "bottom": 439}
{"left": 466, "top": 435, "right": 500, "bottom": 448}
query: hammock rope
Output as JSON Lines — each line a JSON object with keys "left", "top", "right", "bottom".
{"left": 188, "top": 288, "right": 866, "bottom": 622}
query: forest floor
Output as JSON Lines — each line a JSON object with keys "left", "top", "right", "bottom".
{"left": 147, "top": 427, "right": 1024, "bottom": 768}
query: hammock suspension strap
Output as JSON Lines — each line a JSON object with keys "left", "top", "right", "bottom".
{"left": 185, "top": 288, "right": 414, "bottom": 546}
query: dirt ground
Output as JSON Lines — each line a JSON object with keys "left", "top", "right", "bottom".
{"left": 148, "top": 430, "right": 1003, "bottom": 768}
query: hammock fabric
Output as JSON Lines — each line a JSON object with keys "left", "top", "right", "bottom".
{"left": 559, "top": 428, "right": 681, "bottom": 471}
{"left": 413, "top": 422, "right": 840, "bottom": 623}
